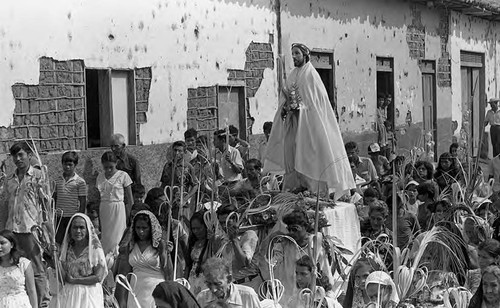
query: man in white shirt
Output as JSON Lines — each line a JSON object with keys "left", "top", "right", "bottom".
{"left": 197, "top": 257, "right": 261, "bottom": 308}
{"left": 485, "top": 98, "right": 500, "bottom": 157}
{"left": 214, "top": 129, "right": 244, "bottom": 183}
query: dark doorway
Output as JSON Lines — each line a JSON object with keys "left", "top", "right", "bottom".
{"left": 376, "top": 57, "right": 395, "bottom": 130}
{"left": 421, "top": 60, "right": 437, "bottom": 158}
{"left": 310, "top": 51, "right": 336, "bottom": 116}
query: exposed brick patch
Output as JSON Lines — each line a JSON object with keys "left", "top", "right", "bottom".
{"left": 406, "top": 4, "right": 426, "bottom": 60}
{"left": 437, "top": 8, "right": 451, "bottom": 88}
{"left": 186, "top": 42, "right": 274, "bottom": 136}
{"left": 186, "top": 86, "right": 218, "bottom": 133}
{"left": 6, "top": 57, "right": 86, "bottom": 152}
{"left": 134, "top": 67, "right": 152, "bottom": 145}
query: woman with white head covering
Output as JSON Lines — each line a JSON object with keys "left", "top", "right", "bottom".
{"left": 364, "top": 271, "right": 399, "bottom": 308}
{"left": 59, "top": 213, "right": 108, "bottom": 308}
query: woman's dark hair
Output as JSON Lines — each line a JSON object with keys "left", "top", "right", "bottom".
{"left": 132, "top": 214, "right": 152, "bottom": 243}
{"left": 414, "top": 160, "right": 434, "bottom": 180}
{"left": 436, "top": 152, "right": 457, "bottom": 172}
{"left": 343, "top": 258, "right": 381, "bottom": 308}
{"left": 145, "top": 188, "right": 164, "bottom": 206}
{"left": 0, "top": 229, "right": 23, "bottom": 265}
{"left": 479, "top": 239, "right": 500, "bottom": 258}
{"left": 187, "top": 211, "right": 209, "bottom": 276}
{"left": 101, "top": 151, "right": 118, "bottom": 164}
{"left": 283, "top": 209, "right": 310, "bottom": 228}
{"left": 416, "top": 182, "right": 436, "bottom": 201}
{"left": 364, "top": 187, "right": 380, "bottom": 199}
{"left": 449, "top": 143, "right": 459, "bottom": 152}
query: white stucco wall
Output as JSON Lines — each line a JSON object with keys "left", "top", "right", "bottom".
{"left": 449, "top": 10, "right": 500, "bottom": 132}
{"left": 280, "top": 0, "right": 445, "bottom": 136}
{"left": 0, "top": 0, "right": 278, "bottom": 144}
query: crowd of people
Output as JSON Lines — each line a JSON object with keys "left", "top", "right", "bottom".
{"left": 2, "top": 42, "right": 500, "bottom": 308}
{"left": 2, "top": 126, "right": 500, "bottom": 308}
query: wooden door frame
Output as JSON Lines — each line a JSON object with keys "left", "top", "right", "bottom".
{"left": 420, "top": 60, "right": 438, "bottom": 157}
{"left": 376, "top": 56, "right": 395, "bottom": 130}
{"left": 460, "top": 51, "right": 485, "bottom": 156}
{"left": 216, "top": 83, "right": 247, "bottom": 141}
{"left": 310, "top": 48, "right": 336, "bottom": 114}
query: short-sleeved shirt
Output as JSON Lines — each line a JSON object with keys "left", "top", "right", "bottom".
{"left": 486, "top": 109, "right": 500, "bottom": 126}
{"left": 159, "top": 160, "right": 198, "bottom": 190}
{"left": 55, "top": 173, "right": 87, "bottom": 217}
{"left": 355, "top": 157, "right": 378, "bottom": 182}
{"left": 197, "top": 283, "right": 261, "bottom": 308}
{"left": 0, "top": 166, "right": 44, "bottom": 233}
{"left": 116, "top": 152, "right": 141, "bottom": 185}
{"left": 220, "top": 146, "right": 244, "bottom": 182}
{"left": 96, "top": 170, "right": 132, "bottom": 203}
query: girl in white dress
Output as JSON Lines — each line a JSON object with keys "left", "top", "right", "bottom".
{"left": 0, "top": 229, "right": 37, "bottom": 308}
{"left": 59, "top": 214, "right": 108, "bottom": 308}
{"left": 97, "top": 151, "right": 133, "bottom": 256}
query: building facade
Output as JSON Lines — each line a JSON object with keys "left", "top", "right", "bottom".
{"left": 1, "top": 0, "right": 500, "bottom": 188}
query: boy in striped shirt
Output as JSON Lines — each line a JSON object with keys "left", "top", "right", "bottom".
{"left": 54, "top": 151, "right": 87, "bottom": 244}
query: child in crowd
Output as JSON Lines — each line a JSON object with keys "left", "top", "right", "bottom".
{"left": 416, "top": 182, "right": 436, "bottom": 231}
{"left": 368, "top": 143, "right": 390, "bottom": 178}
{"left": 97, "top": 151, "right": 133, "bottom": 255}
{"left": 404, "top": 180, "right": 421, "bottom": 215}
{"left": 54, "top": 151, "right": 87, "bottom": 244}
{"left": 287, "top": 255, "right": 342, "bottom": 308}
{"left": 131, "top": 183, "right": 146, "bottom": 204}
{"left": 361, "top": 203, "right": 392, "bottom": 242}
{"left": 184, "top": 128, "right": 198, "bottom": 162}
{"left": 357, "top": 187, "right": 380, "bottom": 221}
{"left": 86, "top": 201, "right": 101, "bottom": 237}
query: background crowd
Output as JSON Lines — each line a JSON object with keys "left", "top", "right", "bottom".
{"left": 1, "top": 121, "right": 500, "bottom": 308}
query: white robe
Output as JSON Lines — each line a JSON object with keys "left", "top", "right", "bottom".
{"left": 263, "top": 61, "right": 355, "bottom": 199}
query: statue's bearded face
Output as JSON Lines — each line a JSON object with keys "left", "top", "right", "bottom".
{"left": 292, "top": 47, "right": 306, "bottom": 67}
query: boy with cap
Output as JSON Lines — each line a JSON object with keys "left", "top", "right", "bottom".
{"left": 368, "top": 142, "right": 390, "bottom": 178}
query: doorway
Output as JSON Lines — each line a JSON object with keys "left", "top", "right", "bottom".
{"left": 460, "top": 51, "right": 485, "bottom": 157}
{"left": 376, "top": 57, "right": 395, "bottom": 130}
{"left": 217, "top": 85, "right": 247, "bottom": 140}
{"left": 310, "top": 50, "right": 336, "bottom": 116}
{"left": 421, "top": 60, "right": 437, "bottom": 157}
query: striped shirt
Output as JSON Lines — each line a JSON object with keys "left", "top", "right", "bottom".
{"left": 55, "top": 173, "right": 87, "bottom": 217}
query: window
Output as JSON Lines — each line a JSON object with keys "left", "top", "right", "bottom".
{"left": 85, "top": 69, "right": 136, "bottom": 148}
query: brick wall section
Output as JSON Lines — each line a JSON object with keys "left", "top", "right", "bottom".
{"left": 406, "top": 4, "right": 426, "bottom": 60}
{"left": 228, "top": 42, "right": 274, "bottom": 98}
{"left": 185, "top": 42, "right": 275, "bottom": 136}
{"left": 5, "top": 57, "right": 86, "bottom": 152}
{"left": 437, "top": 9, "right": 451, "bottom": 87}
{"left": 134, "top": 67, "right": 152, "bottom": 145}
{"left": 186, "top": 86, "right": 218, "bottom": 134}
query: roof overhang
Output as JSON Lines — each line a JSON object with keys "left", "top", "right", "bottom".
{"left": 410, "top": 0, "right": 500, "bottom": 21}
